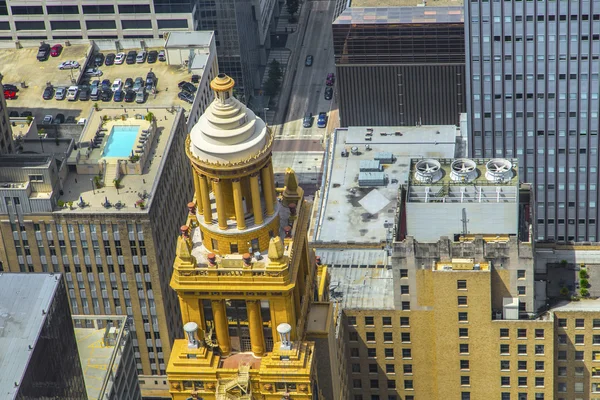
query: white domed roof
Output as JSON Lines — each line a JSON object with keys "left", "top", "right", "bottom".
{"left": 189, "top": 83, "right": 269, "bottom": 164}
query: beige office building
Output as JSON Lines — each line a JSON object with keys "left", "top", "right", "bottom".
{"left": 0, "top": 106, "right": 192, "bottom": 397}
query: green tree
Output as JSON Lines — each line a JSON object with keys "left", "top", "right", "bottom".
{"left": 268, "top": 59, "right": 283, "bottom": 81}
{"left": 264, "top": 59, "right": 283, "bottom": 96}
{"left": 286, "top": 0, "right": 299, "bottom": 17}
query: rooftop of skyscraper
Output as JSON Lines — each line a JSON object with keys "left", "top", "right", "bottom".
{"left": 312, "top": 124, "right": 464, "bottom": 244}
{"left": 335, "top": 3, "right": 464, "bottom": 25}
{"left": 73, "top": 315, "right": 135, "bottom": 400}
{"left": 350, "top": 0, "right": 463, "bottom": 6}
{"left": 0, "top": 273, "right": 62, "bottom": 399}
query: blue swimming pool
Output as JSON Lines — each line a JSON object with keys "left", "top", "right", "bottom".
{"left": 102, "top": 125, "right": 140, "bottom": 157}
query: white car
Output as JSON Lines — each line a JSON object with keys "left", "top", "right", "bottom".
{"left": 111, "top": 79, "right": 122, "bottom": 92}
{"left": 58, "top": 60, "right": 80, "bottom": 70}
{"left": 84, "top": 68, "right": 103, "bottom": 77}
{"left": 136, "top": 51, "right": 147, "bottom": 63}
{"left": 66, "top": 86, "right": 78, "bottom": 101}
{"left": 42, "top": 115, "right": 53, "bottom": 124}
{"left": 135, "top": 88, "right": 145, "bottom": 103}
{"left": 54, "top": 87, "right": 66, "bottom": 100}
{"left": 114, "top": 52, "right": 126, "bottom": 65}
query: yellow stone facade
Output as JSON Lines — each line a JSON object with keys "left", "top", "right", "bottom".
{"left": 167, "top": 74, "right": 328, "bottom": 400}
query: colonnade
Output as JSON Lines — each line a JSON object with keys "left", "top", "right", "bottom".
{"left": 192, "top": 162, "right": 276, "bottom": 230}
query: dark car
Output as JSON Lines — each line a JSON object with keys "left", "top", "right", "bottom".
{"left": 3, "top": 84, "right": 18, "bottom": 92}
{"left": 37, "top": 43, "right": 51, "bottom": 61}
{"left": 104, "top": 53, "right": 116, "bottom": 66}
{"left": 178, "top": 91, "right": 194, "bottom": 104}
{"left": 181, "top": 82, "right": 196, "bottom": 93}
{"left": 305, "top": 55, "right": 313, "bottom": 67}
{"left": 65, "top": 116, "right": 76, "bottom": 124}
{"left": 9, "top": 111, "right": 18, "bottom": 117}
{"left": 147, "top": 50, "right": 158, "bottom": 63}
{"left": 101, "top": 79, "right": 110, "bottom": 90}
{"left": 94, "top": 53, "right": 105, "bottom": 67}
{"left": 113, "top": 89, "right": 124, "bottom": 102}
{"left": 124, "top": 90, "right": 136, "bottom": 103}
{"left": 126, "top": 50, "right": 137, "bottom": 64}
{"left": 20, "top": 111, "right": 32, "bottom": 117}
{"left": 124, "top": 78, "right": 134, "bottom": 90}
{"left": 54, "top": 113, "right": 65, "bottom": 124}
{"left": 303, "top": 112, "right": 313, "bottom": 128}
{"left": 101, "top": 89, "right": 113, "bottom": 101}
{"left": 324, "top": 87, "right": 333, "bottom": 100}
{"left": 42, "top": 86, "right": 54, "bottom": 100}
{"left": 79, "top": 88, "right": 90, "bottom": 101}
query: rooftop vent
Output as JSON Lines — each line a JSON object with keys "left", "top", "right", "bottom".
{"left": 485, "top": 158, "right": 514, "bottom": 183}
{"left": 414, "top": 159, "right": 442, "bottom": 183}
{"left": 450, "top": 158, "right": 478, "bottom": 182}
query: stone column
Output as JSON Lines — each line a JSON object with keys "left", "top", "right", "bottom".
{"left": 246, "top": 300, "right": 265, "bottom": 356}
{"left": 211, "top": 300, "right": 230, "bottom": 355}
{"left": 232, "top": 179, "right": 246, "bottom": 230}
{"left": 250, "top": 172, "right": 264, "bottom": 225}
{"left": 193, "top": 170, "right": 203, "bottom": 214}
{"left": 268, "top": 162, "right": 277, "bottom": 203}
{"left": 261, "top": 164, "right": 275, "bottom": 216}
{"left": 212, "top": 179, "right": 227, "bottom": 230}
{"left": 199, "top": 175, "right": 212, "bottom": 224}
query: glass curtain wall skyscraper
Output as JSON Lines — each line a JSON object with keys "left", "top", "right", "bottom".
{"left": 466, "top": 0, "right": 600, "bottom": 243}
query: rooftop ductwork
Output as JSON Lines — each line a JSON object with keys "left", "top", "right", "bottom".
{"left": 414, "top": 159, "right": 443, "bottom": 183}
{"left": 485, "top": 158, "right": 514, "bottom": 183}
{"left": 450, "top": 158, "right": 478, "bottom": 182}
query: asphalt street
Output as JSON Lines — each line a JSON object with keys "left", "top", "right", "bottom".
{"left": 275, "top": 0, "right": 336, "bottom": 140}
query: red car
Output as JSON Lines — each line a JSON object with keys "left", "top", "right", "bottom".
{"left": 50, "top": 44, "right": 63, "bottom": 57}
{"left": 4, "top": 90, "right": 16, "bottom": 99}
{"left": 326, "top": 72, "right": 335, "bottom": 86}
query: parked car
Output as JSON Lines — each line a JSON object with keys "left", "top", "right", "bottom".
{"left": 50, "top": 44, "right": 63, "bottom": 57}
{"left": 3, "top": 90, "right": 15, "bottom": 99}
{"left": 79, "top": 88, "right": 90, "bottom": 101}
{"left": 113, "top": 89, "right": 124, "bottom": 102}
{"left": 303, "top": 112, "right": 313, "bottom": 128}
{"left": 111, "top": 78, "right": 123, "bottom": 91}
{"left": 180, "top": 82, "right": 196, "bottom": 94}
{"left": 147, "top": 50, "right": 158, "bottom": 63}
{"left": 3, "top": 84, "right": 18, "bottom": 92}
{"left": 104, "top": 53, "right": 116, "bottom": 66}
{"left": 20, "top": 111, "right": 32, "bottom": 117}
{"left": 305, "top": 55, "right": 313, "bottom": 67}
{"left": 324, "top": 86, "right": 333, "bottom": 100}
{"left": 124, "top": 78, "right": 134, "bottom": 90}
{"left": 42, "top": 115, "right": 53, "bottom": 124}
{"left": 115, "top": 52, "right": 126, "bottom": 65}
{"left": 136, "top": 89, "right": 145, "bottom": 103}
{"left": 100, "top": 89, "right": 113, "bottom": 102}
{"left": 146, "top": 72, "right": 156, "bottom": 91}
{"left": 90, "top": 86, "right": 100, "bottom": 101}
{"left": 101, "top": 79, "right": 111, "bottom": 90}
{"left": 55, "top": 87, "right": 66, "bottom": 100}
{"left": 66, "top": 86, "right": 78, "bottom": 101}
{"left": 54, "top": 113, "right": 65, "bottom": 124}
{"left": 94, "top": 53, "right": 105, "bottom": 67}
{"left": 65, "top": 116, "right": 76, "bottom": 124}
{"left": 84, "top": 68, "right": 103, "bottom": 77}
{"left": 42, "top": 86, "right": 54, "bottom": 100}
{"left": 317, "top": 112, "right": 327, "bottom": 128}
{"left": 9, "top": 111, "right": 19, "bottom": 117}
{"left": 158, "top": 49, "right": 166, "bottom": 62}
{"left": 136, "top": 51, "right": 147, "bottom": 63}
{"left": 58, "top": 60, "right": 80, "bottom": 70}
{"left": 178, "top": 91, "right": 194, "bottom": 104}
{"left": 133, "top": 77, "right": 144, "bottom": 92}
{"left": 37, "top": 43, "right": 51, "bottom": 61}
{"left": 326, "top": 72, "right": 335, "bottom": 86}
{"left": 126, "top": 51, "right": 137, "bottom": 64}
{"left": 124, "top": 90, "right": 136, "bottom": 103}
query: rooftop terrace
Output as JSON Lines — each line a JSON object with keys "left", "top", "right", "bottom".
{"left": 313, "top": 125, "right": 459, "bottom": 244}
{"left": 56, "top": 107, "right": 183, "bottom": 213}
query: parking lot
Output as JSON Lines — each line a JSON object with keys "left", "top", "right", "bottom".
{"left": 0, "top": 45, "right": 197, "bottom": 135}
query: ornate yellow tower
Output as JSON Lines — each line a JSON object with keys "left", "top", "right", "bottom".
{"left": 167, "top": 74, "right": 327, "bottom": 400}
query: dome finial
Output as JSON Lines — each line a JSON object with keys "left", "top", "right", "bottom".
{"left": 210, "top": 73, "right": 235, "bottom": 104}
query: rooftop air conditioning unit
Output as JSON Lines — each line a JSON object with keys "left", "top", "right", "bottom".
{"left": 450, "top": 158, "right": 478, "bottom": 182}
{"left": 414, "top": 159, "right": 442, "bottom": 183}
{"left": 485, "top": 158, "right": 514, "bottom": 183}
